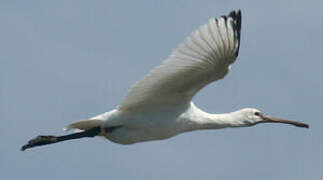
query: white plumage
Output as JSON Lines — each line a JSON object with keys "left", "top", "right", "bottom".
{"left": 22, "top": 10, "right": 308, "bottom": 151}
{"left": 119, "top": 14, "right": 239, "bottom": 110}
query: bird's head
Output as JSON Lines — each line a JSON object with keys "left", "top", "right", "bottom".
{"left": 233, "top": 108, "right": 309, "bottom": 128}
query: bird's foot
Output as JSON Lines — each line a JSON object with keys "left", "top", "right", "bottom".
{"left": 21, "top": 135, "right": 58, "bottom": 151}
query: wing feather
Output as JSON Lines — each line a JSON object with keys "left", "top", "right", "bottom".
{"left": 119, "top": 10, "right": 242, "bottom": 110}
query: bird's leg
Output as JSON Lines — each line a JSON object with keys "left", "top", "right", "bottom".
{"left": 21, "top": 126, "right": 101, "bottom": 151}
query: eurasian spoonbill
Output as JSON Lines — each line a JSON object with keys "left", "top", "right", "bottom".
{"left": 22, "top": 10, "right": 308, "bottom": 151}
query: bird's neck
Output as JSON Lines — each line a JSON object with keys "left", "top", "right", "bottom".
{"left": 196, "top": 113, "right": 246, "bottom": 130}
{"left": 186, "top": 104, "right": 247, "bottom": 131}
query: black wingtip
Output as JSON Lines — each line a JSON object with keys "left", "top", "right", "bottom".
{"left": 227, "top": 10, "right": 242, "bottom": 57}
{"left": 21, "top": 145, "right": 28, "bottom": 151}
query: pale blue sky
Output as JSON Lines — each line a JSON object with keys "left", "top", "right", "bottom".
{"left": 1, "top": 0, "right": 323, "bottom": 179}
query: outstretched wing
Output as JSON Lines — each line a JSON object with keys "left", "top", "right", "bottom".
{"left": 119, "top": 10, "right": 242, "bottom": 110}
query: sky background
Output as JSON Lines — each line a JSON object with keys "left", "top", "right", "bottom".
{"left": 1, "top": 0, "right": 323, "bottom": 179}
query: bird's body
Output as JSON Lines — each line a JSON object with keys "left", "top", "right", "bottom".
{"left": 97, "top": 104, "right": 190, "bottom": 144}
{"left": 22, "top": 10, "right": 308, "bottom": 151}
{"left": 89, "top": 103, "right": 232, "bottom": 144}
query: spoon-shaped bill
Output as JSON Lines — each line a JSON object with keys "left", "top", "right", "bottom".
{"left": 255, "top": 114, "right": 309, "bottom": 128}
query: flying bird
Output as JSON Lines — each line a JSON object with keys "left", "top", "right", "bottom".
{"left": 22, "top": 10, "right": 308, "bottom": 151}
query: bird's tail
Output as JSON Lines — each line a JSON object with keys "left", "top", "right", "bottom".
{"left": 64, "top": 119, "right": 102, "bottom": 131}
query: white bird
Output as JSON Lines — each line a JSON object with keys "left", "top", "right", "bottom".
{"left": 22, "top": 10, "right": 308, "bottom": 151}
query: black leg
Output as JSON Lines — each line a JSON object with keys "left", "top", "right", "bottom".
{"left": 21, "top": 126, "right": 101, "bottom": 151}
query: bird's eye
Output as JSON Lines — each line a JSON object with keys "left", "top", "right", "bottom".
{"left": 254, "top": 112, "right": 260, "bottom": 116}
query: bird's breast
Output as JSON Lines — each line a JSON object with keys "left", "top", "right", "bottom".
{"left": 102, "top": 109, "right": 188, "bottom": 144}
